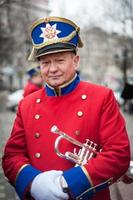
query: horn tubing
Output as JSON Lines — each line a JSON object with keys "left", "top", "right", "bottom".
{"left": 51, "top": 125, "right": 84, "bottom": 147}
{"left": 51, "top": 125, "right": 97, "bottom": 155}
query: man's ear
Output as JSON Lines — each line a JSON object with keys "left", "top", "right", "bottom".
{"left": 74, "top": 55, "right": 80, "bottom": 70}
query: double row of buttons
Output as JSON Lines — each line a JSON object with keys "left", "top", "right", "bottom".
{"left": 34, "top": 94, "right": 87, "bottom": 159}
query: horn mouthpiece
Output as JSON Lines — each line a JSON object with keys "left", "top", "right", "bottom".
{"left": 51, "top": 125, "right": 58, "bottom": 133}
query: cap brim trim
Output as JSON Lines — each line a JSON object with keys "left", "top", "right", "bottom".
{"left": 36, "top": 49, "right": 76, "bottom": 59}
{"left": 28, "top": 43, "right": 77, "bottom": 61}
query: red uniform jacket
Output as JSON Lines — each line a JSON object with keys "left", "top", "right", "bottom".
{"left": 23, "top": 81, "right": 42, "bottom": 97}
{"left": 2, "top": 81, "right": 130, "bottom": 200}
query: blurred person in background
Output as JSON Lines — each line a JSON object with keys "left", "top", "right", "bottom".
{"left": 2, "top": 16, "right": 130, "bottom": 200}
{"left": 23, "top": 66, "right": 44, "bottom": 97}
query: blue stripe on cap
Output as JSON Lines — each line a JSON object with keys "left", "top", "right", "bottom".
{"left": 31, "top": 21, "right": 78, "bottom": 46}
{"left": 15, "top": 165, "right": 41, "bottom": 199}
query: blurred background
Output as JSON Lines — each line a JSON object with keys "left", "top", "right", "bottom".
{"left": 0, "top": 0, "right": 133, "bottom": 199}
{"left": 0, "top": 0, "right": 133, "bottom": 110}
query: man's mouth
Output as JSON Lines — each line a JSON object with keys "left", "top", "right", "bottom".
{"left": 49, "top": 75, "right": 62, "bottom": 79}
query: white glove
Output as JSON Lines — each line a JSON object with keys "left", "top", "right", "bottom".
{"left": 30, "top": 170, "right": 69, "bottom": 200}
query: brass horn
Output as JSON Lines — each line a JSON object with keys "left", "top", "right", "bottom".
{"left": 51, "top": 125, "right": 133, "bottom": 183}
{"left": 51, "top": 125, "right": 99, "bottom": 165}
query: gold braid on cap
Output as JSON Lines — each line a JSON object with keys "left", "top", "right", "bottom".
{"left": 30, "top": 17, "right": 80, "bottom": 33}
{"left": 28, "top": 17, "right": 83, "bottom": 61}
{"left": 28, "top": 47, "right": 37, "bottom": 61}
{"left": 32, "top": 28, "right": 79, "bottom": 49}
{"left": 30, "top": 16, "right": 83, "bottom": 48}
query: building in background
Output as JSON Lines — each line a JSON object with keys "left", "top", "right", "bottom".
{"left": 79, "top": 27, "right": 133, "bottom": 85}
{"left": 0, "top": 1, "right": 133, "bottom": 91}
{"left": 0, "top": 0, "right": 50, "bottom": 90}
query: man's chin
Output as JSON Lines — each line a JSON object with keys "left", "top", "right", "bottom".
{"left": 48, "top": 82, "right": 62, "bottom": 88}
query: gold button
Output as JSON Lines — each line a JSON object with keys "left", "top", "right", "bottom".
{"left": 81, "top": 94, "right": 87, "bottom": 100}
{"left": 77, "top": 111, "right": 83, "bottom": 117}
{"left": 75, "top": 130, "right": 80, "bottom": 136}
{"left": 35, "top": 114, "right": 40, "bottom": 119}
{"left": 35, "top": 153, "right": 41, "bottom": 158}
{"left": 36, "top": 98, "right": 41, "bottom": 103}
{"left": 35, "top": 133, "right": 40, "bottom": 138}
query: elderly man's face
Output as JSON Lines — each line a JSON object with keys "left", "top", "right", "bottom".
{"left": 39, "top": 51, "right": 79, "bottom": 87}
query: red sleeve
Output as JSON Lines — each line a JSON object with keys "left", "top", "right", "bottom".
{"left": 2, "top": 100, "right": 30, "bottom": 185}
{"left": 85, "top": 90, "right": 130, "bottom": 185}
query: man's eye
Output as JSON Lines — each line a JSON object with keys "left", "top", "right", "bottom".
{"left": 57, "top": 59, "right": 64, "bottom": 63}
{"left": 43, "top": 61, "right": 49, "bottom": 65}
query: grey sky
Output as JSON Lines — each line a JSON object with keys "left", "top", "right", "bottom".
{"left": 49, "top": 0, "right": 132, "bottom": 36}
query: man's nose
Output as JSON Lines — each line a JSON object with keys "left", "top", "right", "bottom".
{"left": 49, "top": 62, "right": 58, "bottom": 72}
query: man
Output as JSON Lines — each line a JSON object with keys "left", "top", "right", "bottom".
{"left": 23, "top": 66, "right": 44, "bottom": 97}
{"left": 2, "top": 16, "right": 130, "bottom": 200}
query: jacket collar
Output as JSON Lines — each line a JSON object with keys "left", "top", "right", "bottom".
{"left": 45, "top": 74, "right": 80, "bottom": 96}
